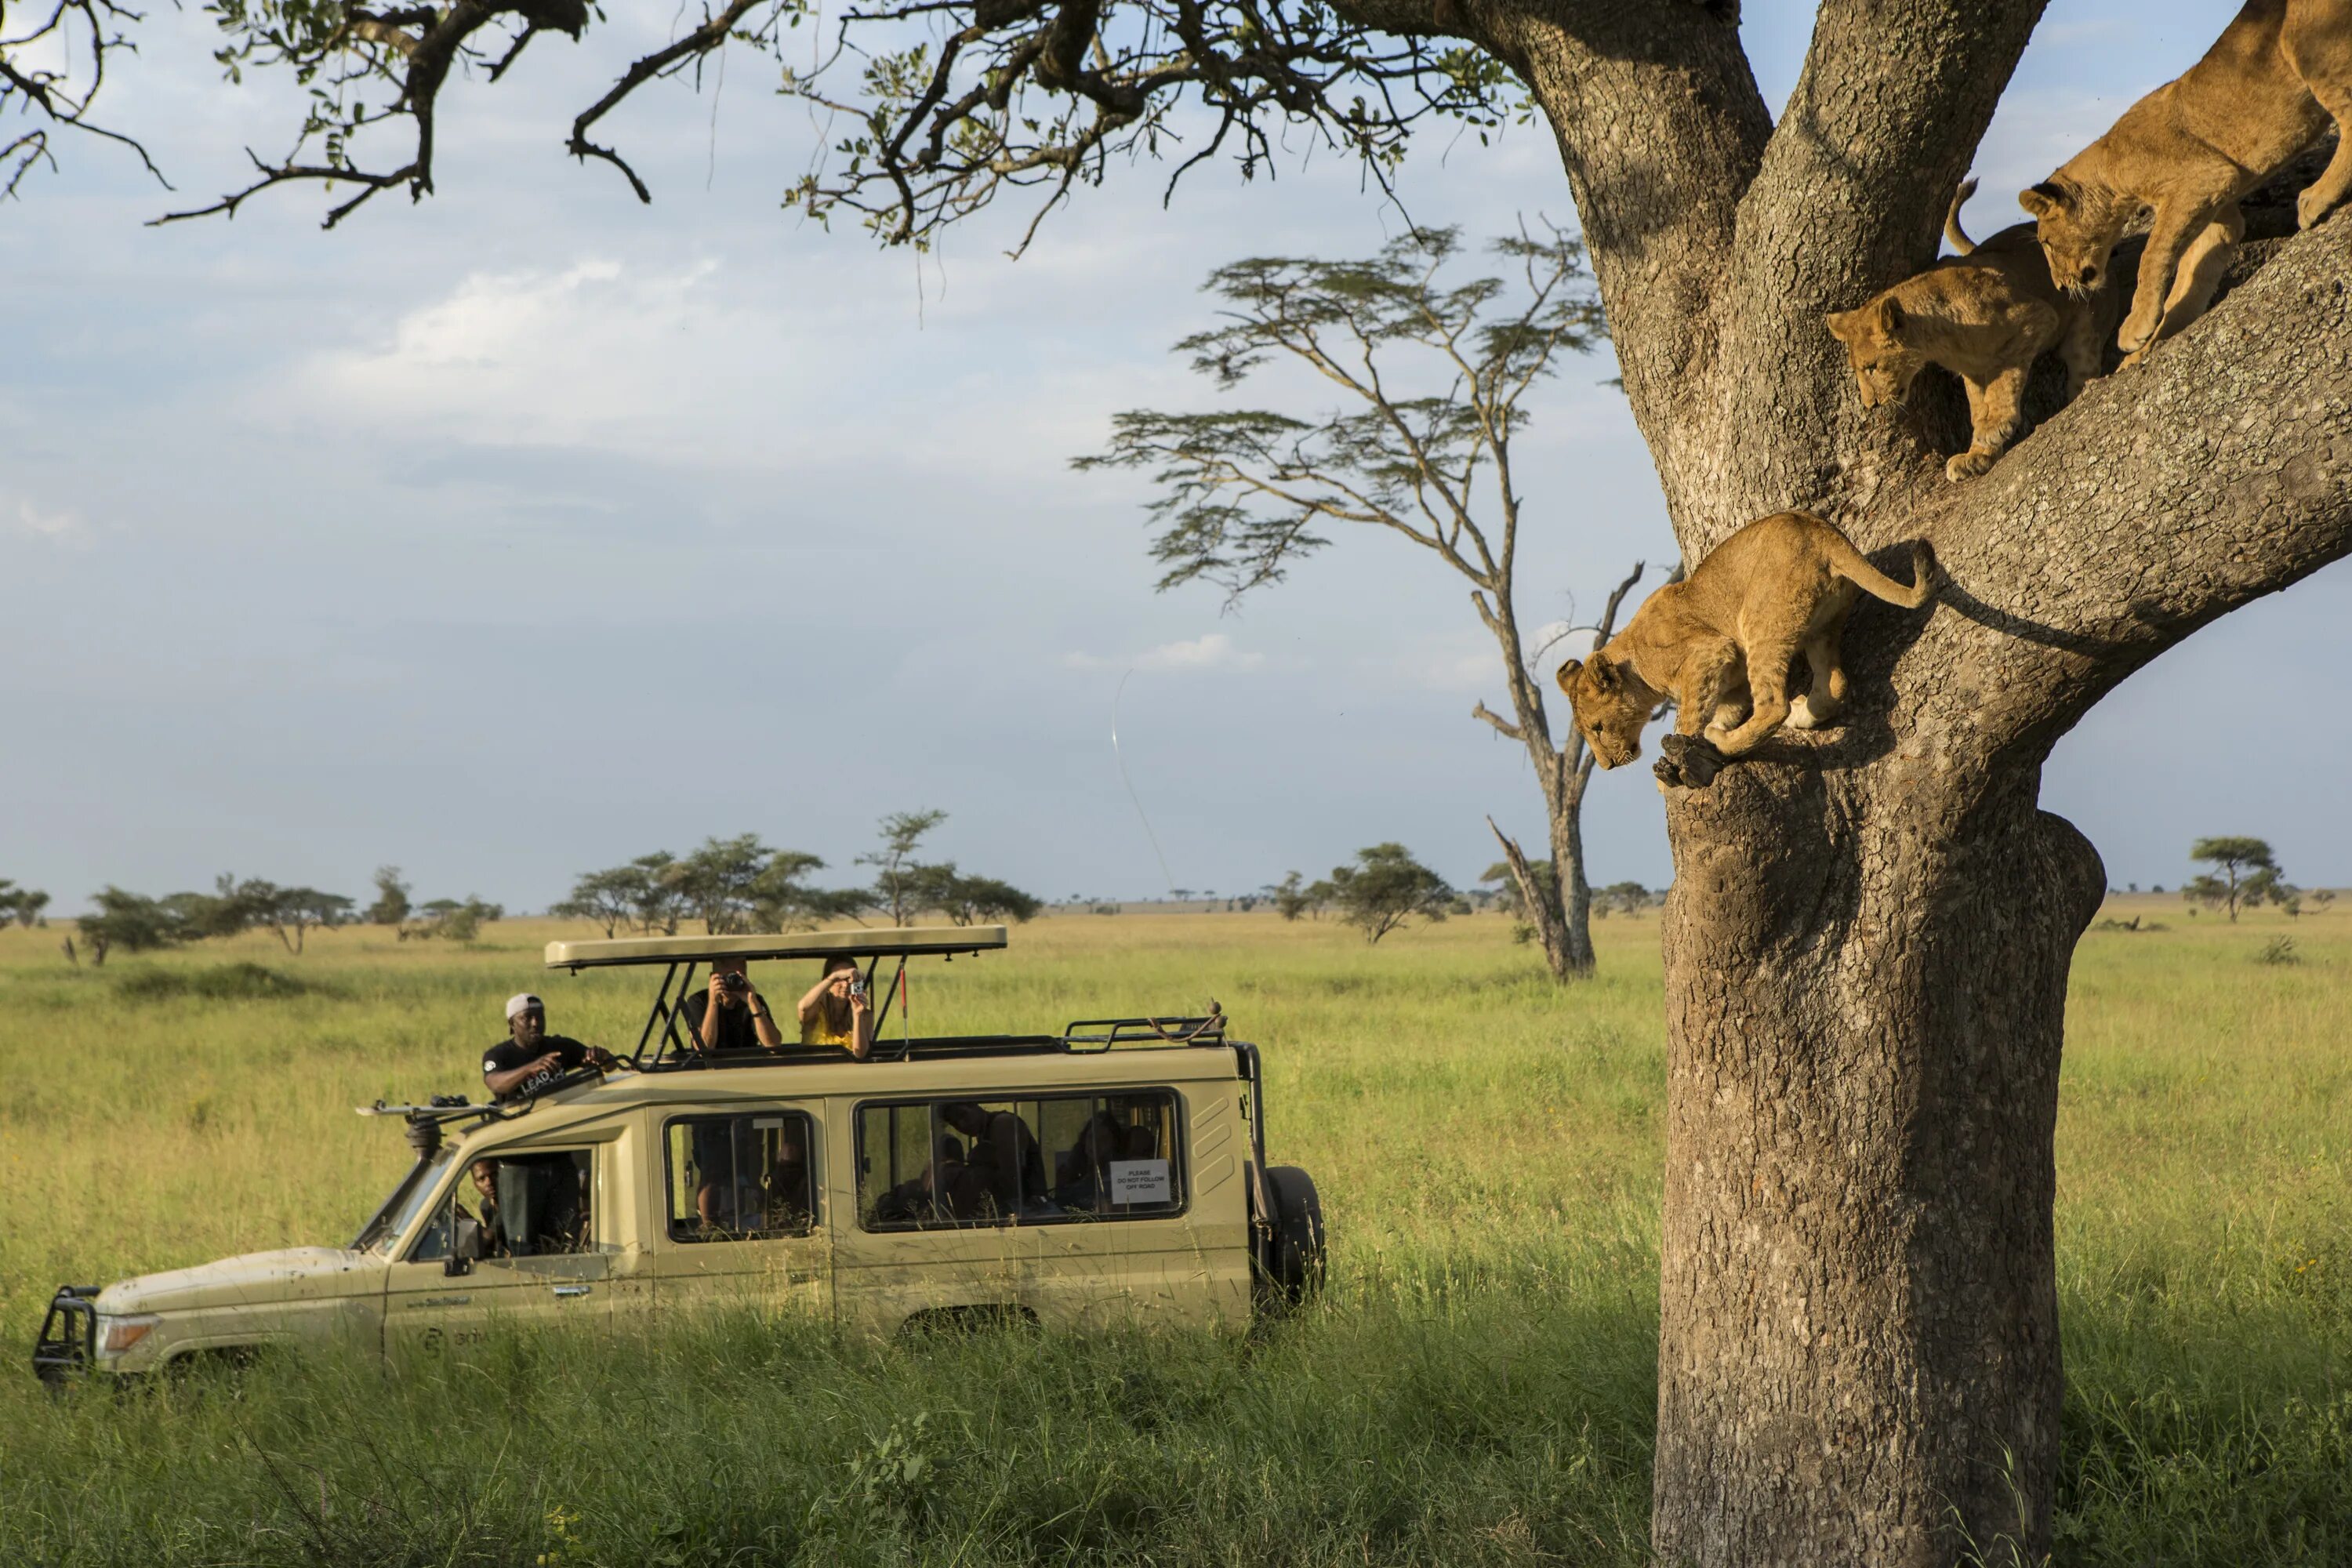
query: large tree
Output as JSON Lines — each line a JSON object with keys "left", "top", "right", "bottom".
{"left": 37, "top": 2, "right": 2352, "bottom": 1560}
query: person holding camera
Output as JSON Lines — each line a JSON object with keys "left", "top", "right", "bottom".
{"left": 797, "top": 955, "right": 875, "bottom": 1059}
{"left": 681, "top": 962, "right": 784, "bottom": 1054}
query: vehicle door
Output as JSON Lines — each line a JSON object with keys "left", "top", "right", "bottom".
{"left": 1024, "top": 1087, "right": 1247, "bottom": 1329}
{"left": 383, "top": 1132, "right": 644, "bottom": 1356}
{"left": 639, "top": 1104, "right": 830, "bottom": 1323}
{"left": 833, "top": 1095, "right": 1049, "bottom": 1334}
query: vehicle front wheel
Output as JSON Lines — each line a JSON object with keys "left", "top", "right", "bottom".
{"left": 1256, "top": 1165, "right": 1326, "bottom": 1312}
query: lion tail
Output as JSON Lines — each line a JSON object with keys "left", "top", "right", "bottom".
{"left": 1944, "top": 177, "right": 1980, "bottom": 256}
{"left": 1827, "top": 533, "right": 1940, "bottom": 609}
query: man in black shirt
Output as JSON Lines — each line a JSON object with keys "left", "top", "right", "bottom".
{"left": 482, "top": 993, "right": 616, "bottom": 1099}
{"left": 942, "top": 1102, "right": 1046, "bottom": 1217}
{"left": 678, "top": 963, "right": 784, "bottom": 1055}
{"left": 480, "top": 995, "right": 616, "bottom": 1255}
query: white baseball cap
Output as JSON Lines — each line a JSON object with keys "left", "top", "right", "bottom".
{"left": 506, "top": 993, "right": 545, "bottom": 1020}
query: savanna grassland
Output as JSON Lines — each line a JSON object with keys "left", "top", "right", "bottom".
{"left": 0, "top": 904, "right": 2345, "bottom": 1566}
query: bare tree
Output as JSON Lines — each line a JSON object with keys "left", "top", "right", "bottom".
{"left": 51, "top": 2, "right": 2352, "bottom": 1559}
{"left": 1078, "top": 227, "right": 1641, "bottom": 980}
{"left": 0, "top": 0, "right": 164, "bottom": 201}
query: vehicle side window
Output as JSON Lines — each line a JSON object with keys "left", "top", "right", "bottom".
{"left": 664, "top": 1112, "right": 817, "bottom": 1242}
{"left": 409, "top": 1149, "right": 595, "bottom": 1261}
{"left": 857, "top": 1091, "right": 1181, "bottom": 1231}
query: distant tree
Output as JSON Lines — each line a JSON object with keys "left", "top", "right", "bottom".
{"left": 551, "top": 864, "right": 641, "bottom": 938}
{"left": 934, "top": 869, "right": 1043, "bottom": 926}
{"left": 1079, "top": 226, "right": 1635, "bottom": 984}
{"left": 671, "top": 834, "right": 775, "bottom": 935}
{"left": 1321, "top": 844, "right": 1454, "bottom": 946}
{"left": 409, "top": 895, "right": 503, "bottom": 943}
{"left": 2185, "top": 837, "right": 2289, "bottom": 923}
{"left": 0, "top": 880, "right": 51, "bottom": 927}
{"left": 263, "top": 888, "right": 353, "bottom": 954}
{"left": 2313, "top": 889, "right": 2339, "bottom": 911}
{"left": 1266, "top": 872, "right": 1319, "bottom": 922}
{"left": 629, "top": 852, "right": 686, "bottom": 935}
{"left": 1600, "top": 882, "right": 1652, "bottom": 918}
{"left": 366, "top": 866, "right": 412, "bottom": 927}
{"left": 859, "top": 810, "right": 949, "bottom": 928}
{"left": 753, "top": 851, "right": 866, "bottom": 931}
{"left": 79, "top": 887, "right": 183, "bottom": 966}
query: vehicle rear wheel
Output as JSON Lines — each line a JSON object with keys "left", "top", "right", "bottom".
{"left": 1256, "top": 1165, "right": 1326, "bottom": 1311}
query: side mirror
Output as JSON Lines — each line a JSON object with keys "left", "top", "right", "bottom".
{"left": 446, "top": 1216, "right": 483, "bottom": 1276}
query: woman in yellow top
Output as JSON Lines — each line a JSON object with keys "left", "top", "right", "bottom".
{"left": 796, "top": 956, "right": 875, "bottom": 1060}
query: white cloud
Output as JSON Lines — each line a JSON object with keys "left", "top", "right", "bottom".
{"left": 9, "top": 499, "right": 84, "bottom": 543}
{"left": 1064, "top": 633, "right": 1264, "bottom": 673}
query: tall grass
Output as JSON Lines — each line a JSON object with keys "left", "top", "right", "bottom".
{"left": 0, "top": 903, "right": 2344, "bottom": 1564}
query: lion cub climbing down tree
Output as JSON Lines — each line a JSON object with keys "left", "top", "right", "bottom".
{"left": 2022, "top": 0, "right": 2352, "bottom": 365}
{"left": 1827, "top": 180, "right": 2114, "bottom": 481}
{"left": 1555, "top": 512, "right": 1938, "bottom": 789}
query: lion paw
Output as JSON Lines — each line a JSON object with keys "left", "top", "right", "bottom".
{"left": 1656, "top": 733, "right": 1728, "bottom": 789}
{"left": 2116, "top": 318, "right": 2156, "bottom": 358}
{"left": 1944, "top": 449, "right": 1994, "bottom": 482}
{"left": 2298, "top": 186, "right": 2343, "bottom": 230}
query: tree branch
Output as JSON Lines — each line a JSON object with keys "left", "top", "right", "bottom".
{"left": 1472, "top": 700, "right": 1523, "bottom": 740}
{"left": 1878, "top": 216, "right": 2352, "bottom": 771}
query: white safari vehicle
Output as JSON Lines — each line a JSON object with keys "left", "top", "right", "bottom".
{"left": 34, "top": 927, "right": 1325, "bottom": 1383}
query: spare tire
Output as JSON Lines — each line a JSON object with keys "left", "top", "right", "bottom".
{"left": 1258, "top": 1165, "right": 1327, "bottom": 1310}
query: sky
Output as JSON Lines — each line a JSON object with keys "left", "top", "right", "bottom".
{"left": 5, "top": 1, "right": 2347, "bottom": 914}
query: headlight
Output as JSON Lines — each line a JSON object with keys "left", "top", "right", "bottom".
{"left": 96, "top": 1314, "right": 159, "bottom": 1356}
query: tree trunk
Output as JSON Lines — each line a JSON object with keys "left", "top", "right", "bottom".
{"left": 1371, "top": 2, "right": 2352, "bottom": 1557}
{"left": 1549, "top": 761, "right": 1596, "bottom": 973}
{"left": 1654, "top": 761, "right": 2102, "bottom": 1563}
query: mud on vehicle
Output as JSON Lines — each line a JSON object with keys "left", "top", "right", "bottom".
{"left": 34, "top": 927, "right": 1326, "bottom": 1383}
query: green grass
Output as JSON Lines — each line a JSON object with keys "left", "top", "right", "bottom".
{"left": 0, "top": 903, "right": 2345, "bottom": 1565}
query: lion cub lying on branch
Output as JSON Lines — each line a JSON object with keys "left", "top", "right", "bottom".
{"left": 1827, "top": 180, "right": 2114, "bottom": 481}
{"left": 1555, "top": 512, "right": 1938, "bottom": 789}
{"left": 2023, "top": 0, "right": 2352, "bottom": 365}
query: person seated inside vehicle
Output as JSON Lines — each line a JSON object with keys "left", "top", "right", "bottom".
{"left": 1052, "top": 1110, "right": 1125, "bottom": 1210}
{"left": 681, "top": 962, "right": 784, "bottom": 1056}
{"left": 795, "top": 956, "right": 876, "bottom": 1059}
{"left": 467, "top": 1159, "right": 510, "bottom": 1258}
{"left": 942, "top": 1102, "right": 1046, "bottom": 1217}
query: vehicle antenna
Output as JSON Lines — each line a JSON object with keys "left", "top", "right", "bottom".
{"left": 1111, "top": 667, "right": 1178, "bottom": 898}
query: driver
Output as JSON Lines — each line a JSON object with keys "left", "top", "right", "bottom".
{"left": 481, "top": 993, "right": 616, "bottom": 1102}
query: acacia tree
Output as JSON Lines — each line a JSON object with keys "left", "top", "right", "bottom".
{"left": 1076, "top": 227, "right": 1643, "bottom": 982}
{"left": 40, "top": 1, "right": 2352, "bottom": 1559}
{"left": 2184, "top": 836, "right": 2288, "bottom": 923}
{"left": 1315, "top": 841, "right": 1452, "bottom": 943}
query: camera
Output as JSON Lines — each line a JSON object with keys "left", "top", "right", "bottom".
{"left": 717, "top": 971, "right": 750, "bottom": 993}
{"left": 848, "top": 974, "right": 867, "bottom": 1002}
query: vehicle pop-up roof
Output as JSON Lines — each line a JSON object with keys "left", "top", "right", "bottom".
{"left": 545, "top": 926, "right": 1009, "bottom": 1067}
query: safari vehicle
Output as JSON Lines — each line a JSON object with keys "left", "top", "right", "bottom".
{"left": 34, "top": 927, "right": 1326, "bottom": 1384}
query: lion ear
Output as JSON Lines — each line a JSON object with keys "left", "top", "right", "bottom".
{"left": 1875, "top": 296, "right": 1907, "bottom": 337}
{"left": 1587, "top": 657, "right": 1621, "bottom": 693}
{"left": 1554, "top": 658, "right": 1584, "bottom": 695}
{"left": 2019, "top": 181, "right": 2067, "bottom": 220}
{"left": 1824, "top": 308, "right": 1857, "bottom": 341}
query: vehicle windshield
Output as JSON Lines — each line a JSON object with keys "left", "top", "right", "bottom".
{"left": 353, "top": 1146, "right": 456, "bottom": 1254}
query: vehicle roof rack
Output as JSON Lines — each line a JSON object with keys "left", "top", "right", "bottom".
{"left": 545, "top": 925, "right": 1006, "bottom": 971}
{"left": 1061, "top": 1005, "right": 1225, "bottom": 1051}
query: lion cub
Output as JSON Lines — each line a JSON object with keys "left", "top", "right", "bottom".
{"left": 1827, "top": 180, "right": 2112, "bottom": 481}
{"left": 1555, "top": 511, "right": 1938, "bottom": 788}
{"left": 2022, "top": 0, "right": 2352, "bottom": 365}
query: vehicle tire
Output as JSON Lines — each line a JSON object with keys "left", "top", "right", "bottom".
{"left": 1258, "top": 1165, "right": 1326, "bottom": 1311}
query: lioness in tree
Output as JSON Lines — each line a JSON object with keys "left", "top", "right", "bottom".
{"left": 1555, "top": 512, "right": 1938, "bottom": 789}
{"left": 2021, "top": 0, "right": 2352, "bottom": 366}
{"left": 1827, "top": 180, "right": 2114, "bottom": 482}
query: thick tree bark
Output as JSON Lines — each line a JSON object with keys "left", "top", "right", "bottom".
{"left": 1378, "top": 2, "right": 2352, "bottom": 1559}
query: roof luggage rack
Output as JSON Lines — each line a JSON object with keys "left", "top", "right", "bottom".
{"left": 1061, "top": 1005, "right": 1225, "bottom": 1051}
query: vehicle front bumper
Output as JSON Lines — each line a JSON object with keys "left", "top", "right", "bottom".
{"left": 33, "top": 1285, "right": 99, "bottom": 1387}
